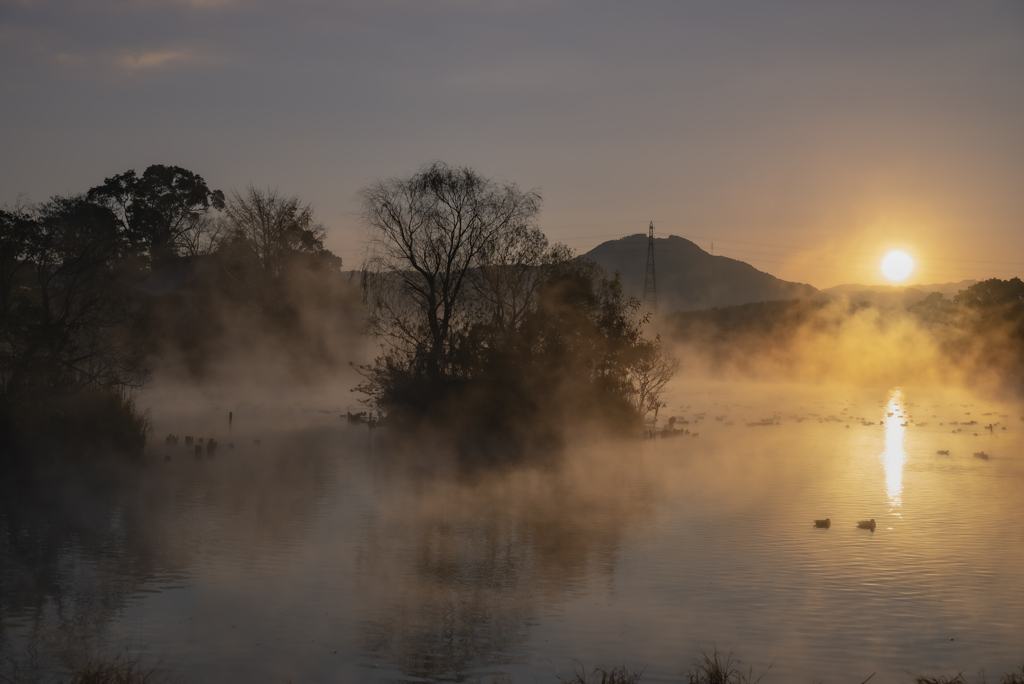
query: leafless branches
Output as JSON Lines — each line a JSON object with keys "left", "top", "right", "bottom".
{"left": 225, "top": 185, "right": 326, "bottom": 278}
{"left": 360, "top": 162, "right": 542, "bottom": 379}
{"left": 628, "top": 336, "right": 681, "bottom": 420}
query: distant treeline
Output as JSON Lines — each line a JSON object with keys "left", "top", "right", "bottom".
{"left": 665, "top": 278, "right": 1024, "bottom": 385}
{"left": 1, "top": 164, "right": 355, "bottom": 458}
{"left": 2, "top": 162, "right": 680, "bottom": 459}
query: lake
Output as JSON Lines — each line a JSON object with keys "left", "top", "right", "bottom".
{"left": 2, "top": 380, "right": 1022, "bottom": 683}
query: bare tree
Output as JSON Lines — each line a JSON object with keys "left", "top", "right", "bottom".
{"left": 360, "top": 163, "right": 542, "bottom": 381}
{"left": 179, "top": 212, "right": 229, "bottom": 257}
{"left": 470, "top": 225, "right": 571, "bottom": 334}
{"left": 357, "top": 163, "right": 679, "bottom": 437}
{"left": 225, "top": 185, "right": 327, "bottom": 277}
{"left": 627, "top": 337, "right": 680, "bottom": 422}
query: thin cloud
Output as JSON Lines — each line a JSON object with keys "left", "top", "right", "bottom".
{"left": 46, "top": 45, "right": 216, "bottom": 76}
{"left": 3, "top": 0, "right": 240, "bottom": 9}
{"left": 117, "top": 49, "right": 190, "bottom": 69}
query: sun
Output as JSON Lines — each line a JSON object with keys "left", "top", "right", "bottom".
{"left": 881, "top": 251, "right": 914, "bottom": 282}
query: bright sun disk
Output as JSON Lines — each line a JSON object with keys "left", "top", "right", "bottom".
{"left": 881, "top": 251, "right": 914, "bottom": 282}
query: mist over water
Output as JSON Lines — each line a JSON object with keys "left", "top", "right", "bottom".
{"left": 3, "top": 26, "right": 1022, "bottom": 680}
{"left": 2, "top": 377, "right": 1022, "bottom": 683}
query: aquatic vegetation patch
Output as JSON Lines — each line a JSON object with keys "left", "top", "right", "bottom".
{"left": 681, "top": 647, "right": 771, "bottom": 684}
{"left": 66, "top": 651, "right": 179, "bottom": 684}
{"left": 557, "top": 662, "right": 644, "bottom": 684}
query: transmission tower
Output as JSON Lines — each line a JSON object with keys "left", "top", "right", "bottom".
{"left": 643, "top": 221, "right": 657, "bottom": 315}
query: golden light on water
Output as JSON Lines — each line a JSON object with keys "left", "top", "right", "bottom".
{"left": 881, "top": 388, "right": 908, "bottom": 511}
{"left": 881, "top": 250, "right": 914, "bottom": 282}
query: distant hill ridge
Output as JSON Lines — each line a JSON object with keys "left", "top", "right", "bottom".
{"left": 821, "top": 280, "right": 978, "bottom": 308}
{"left": 581, "top": 233, "right": 819, "bottom": 312}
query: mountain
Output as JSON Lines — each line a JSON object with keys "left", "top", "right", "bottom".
{"left": 824, "top": 280, "right": 976, "bottom": 297}
{"left": 822, "top": 280, "right": 977, "bottom": 307}
{"left": 580, "top": 234, "right": 820, "bottom": 312}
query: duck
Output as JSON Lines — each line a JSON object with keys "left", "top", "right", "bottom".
{"left": 936, "top": 450, "right": 950, "bottom": 455}
{"left": 973, "top": 451, "right": 989, "bottom": 460}
{"left": 857, "top": 519, "right": 877, "bottom": 531}
{"left": 813, "top": 518, "right": 831, "bottom": 528}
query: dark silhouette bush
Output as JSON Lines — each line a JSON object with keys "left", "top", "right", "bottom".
{"left": 356, "top": 164, "right": 676, "bottom": 452}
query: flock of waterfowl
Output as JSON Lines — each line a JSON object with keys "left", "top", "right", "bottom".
{"left": 652, "top": 396, "right": 1012, "bottom": 464}
{"left": 656, "top": 395, "right": 1012, "bottom": 538}
{"left": 658, "top": 395, "right": 1018, "bottom": 427}
{"left": 813, "top": 518, "right": 876, "bottom": 531}
{"left": 154, "top": 396, "right": 1013, "bottom": 473}
{"left": 344, "top": 410, "right": 384, "bottom": 428}
{"left": 162, "top": 432, "right": 248, "bottom": 461}
{"left": 159, "top": 408, "right": 392, "bottom": 463}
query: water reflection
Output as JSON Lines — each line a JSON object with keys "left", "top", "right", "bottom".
{"left": 0, "top": 436, "right": 343, "bottom": 682}
{"left": 880, "top": 387, "right": 908, "bottom": 510}
{"left": 356, "top": 447, "right": 656, "bottom": 681}
{"left": 5, "top": 385, "right": 1024, "bottom": 683}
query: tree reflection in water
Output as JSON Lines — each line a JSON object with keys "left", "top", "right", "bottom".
{"left": 0, "top": 430, "right": 342, "bottom": 683}
{"left": 356, "top": 443, "right": 656, "bottom": 682}
{"left": 0, "top": 426, "right": 660, "bottom": 684}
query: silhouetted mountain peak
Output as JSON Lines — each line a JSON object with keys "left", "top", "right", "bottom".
{"left": 588, "top": 233, "right": 707, "bottom": 255}
{"left": 581, "top": 234, "right": 819, "bottom": 312}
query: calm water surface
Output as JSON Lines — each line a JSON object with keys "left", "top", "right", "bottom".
{"left": 2, "top": 381, "right": 1023, "bottom": 683}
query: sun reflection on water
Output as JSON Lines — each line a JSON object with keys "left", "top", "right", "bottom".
{"left": 881, "top": 387, "right": 907, "bottom": 511}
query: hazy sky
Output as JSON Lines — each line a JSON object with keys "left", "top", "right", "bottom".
{"left": 3, "top": 0, "right": 1022, "bottom": 288}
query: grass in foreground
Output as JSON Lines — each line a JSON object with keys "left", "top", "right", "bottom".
{"left": 911, "top": 665, "right": 1024, "bottom": 684}
{"left": 556, "top": 663, "right": 644, "bottom": 684}
{"left": 8, "top": 649, "right": 1024, "bottom": 684}
{"left": 0, "top": 650, "right": 180, "bottom": 684}
{"left": 681, "top": 647, "right": 772, "bottom": 684}
{"left": 67, "top": 650, "right": 178, "bottom": 684}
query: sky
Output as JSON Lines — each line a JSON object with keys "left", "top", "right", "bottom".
{"left": 2, "top": 0, "right": 1023, "bottom": 288}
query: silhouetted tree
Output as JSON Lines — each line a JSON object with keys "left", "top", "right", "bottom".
{"left": 471, "top": 224, "right": 569, "bottom": 335}
{"left": 505, "top": 260, "right": 668, "bottom": 428}
{"left": 0, "top": 204, "right": 37, "bottom": 327}
{"left": 179, "top": 212, "right": 229, "bottom": 257}
{"left": 949, "top": 278, "right": 1024, "bottom": 379}
{"left": 953, "top": 277, "right": 1024, "bottom": 308}
{"left": 0, "top": 197, "right": 138, "bottom": 392}
{"left": 224, "top": 185, "right": 331, "bottom": 278}
{"left": 627, "top": 336, "right": 680, "bottom": 420}
{"left": 0, "top": 197, "right": 149, "bottom": 456}
{"left": 357, "top": 164, "right": 677, "bottom": 442}
{"left": 360, "top": 162, "right": 542, "bottom": 382}
{"left": 87, "top": 164, "right": 225, "bottom": 267}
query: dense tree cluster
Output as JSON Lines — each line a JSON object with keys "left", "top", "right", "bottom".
{"left": 1, "top": 165, "right": 345, "bottom": 457}
{"left": 0, "top": 196, "right": 149, "bottom": 456}
{"left": 2, "top": 161, "right": 675, "bottom": 458}
{"left": 913, "top": 277, "right": 1024, "bottom": 379}
{"left": 357, "top": 163, "right": 676, "bottom": 449}
{"left": 87, "top": 165, "right": 226, "bottom": 270}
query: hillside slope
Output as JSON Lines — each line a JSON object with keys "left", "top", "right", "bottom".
{"left": 581, "top": 234, "right": 819, "bottom": 312}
